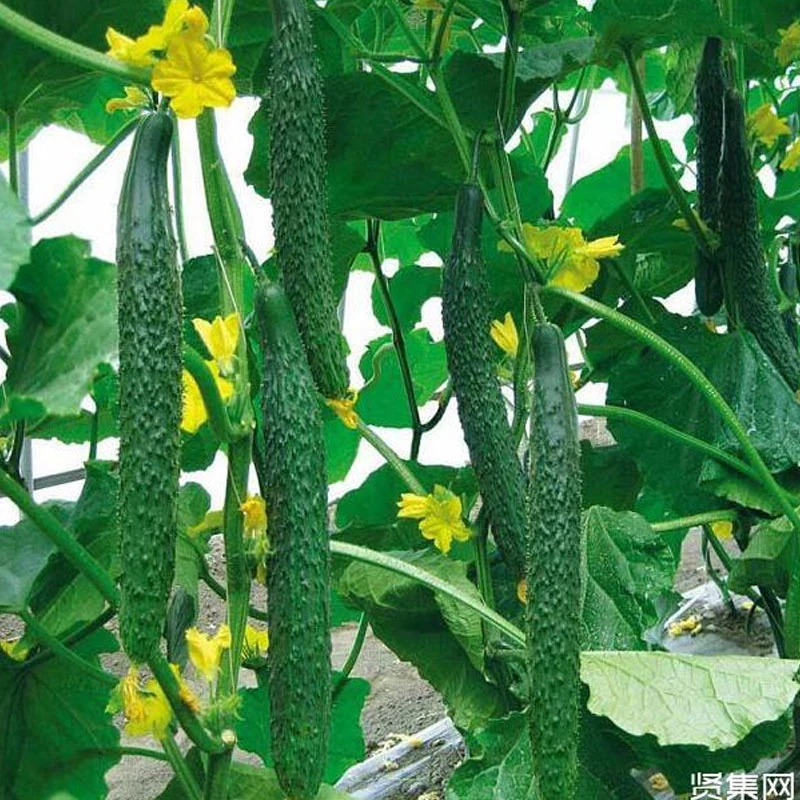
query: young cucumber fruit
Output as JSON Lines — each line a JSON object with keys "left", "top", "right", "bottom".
{"left": 721, "top": 88, "right": 800, "bottom": 389}
{"left": 117, "top": 111, "right": 182, "bottom": 663}
{"left": 269, "top": 0, "right": 349, "bottom": 400}
{"left": 255, "top": 277, "right": 332, "bottom": 800}
{"left": 526, "top": 322, "right": 582, "bottom": 800}
{"left": 441, "top": 182, "right": 527, "bottom": 579}
{"left": 694, "top": 37, "right": 725, "bottom": 316}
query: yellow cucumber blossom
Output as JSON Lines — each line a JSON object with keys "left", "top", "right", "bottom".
{"left": 500, "top": 224, "right": 624, "bottom": 292}
{"left": 397, "top": 485, "right": 471, "bottom": 554}
{"left": 243, "top": 625, "right": 269, "bottom": 660}
{"left": 782, "top": 139, "right": 800, "bottom": 172}
{"left": 151, "top": 15, "right": 237, "bottom": 119}
{"left": 118, "top": 666, "right": 173, "bottom": 740}
{"left": 170, "top": 664, "right": 202, "bottom": 713}
{"left": 0, "top": 638, "right": 28, "bottom": 662}
{"left": 240, "top": 495, "right": 267, "bottom": 534}
{"left": 181, "top": 361, "right": 234, "bottom": 434}
{"left": 777, "top": 21, "right": 800, "bottom": 67}
{"left": 105, "top": 0, "right": 189, "bottom": 67}
{"left": 106, "top": 86, "right": 150, "bottom": 114}
{"left": 710, "top": 520, "right": 733, "bottom": 540}
{"left": 325, "top": 389, "right": 360, "bottom": 429}
{"left": 186, "top": 624, "right": 231, "bottom": 681}
{"left": 516, "top": 578, "right": 527, "bottom": 604}
{"left": 193, "top": 313, "right": 240, "bottom": 377}
{"left": 490, "top": 312, "right": 519, "bottom": 357}
{"left": 747, "top": 104, "right": 790, "bottom": 147}
{"left": 105, "top": 28, "right": 158, "bottom": 67}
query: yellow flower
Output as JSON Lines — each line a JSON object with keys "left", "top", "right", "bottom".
{"left": 747, "top": 104, "right": 790, "bottom": 147}
{"left": 501, "top": 224, "right": 623, "bottom": 292}
{"left": 181, "top": 361, "right": 234, "bottom": 434}
{"left": 136, "top": 0, "right": 191, "bottom": 53}
{"left": 667, "top": 614, "right": 702, "bottom": 638}
{"left": 0, "top": 638, "right": 28, "bottom": 662}
{"left": 710, "top": 520, "right": 733, "bottom": 540}
{"left": 516, "top": 578, "right": 526, "bottom": 604}
{"left": 649, "top": 773, "right": 670, "bottom": 792}
{"left": 397, "top": 485, "right": 471, "bottom": 554}
{"left": 325, "top": 389, "right": 360, "bottom": 429}
{"left": 240, "top": 495, "right": 267, "bottom": 534}
{"left": 106, "top": 86, "right": 150, "bottom": 114}
{"left": 105, "top": 28, "right": 157, "bottom": 67}
{"left": 186, "top": 625, "right": 232, "bottom": 681}
{"left": 777, "top": 21, "right": 800, "bottom": 67}
{"left": 170, "top": 663, "right": 202, "bottom": 713}
{"left": 490, "top": 312, "right": 519, "bottom": 357}
{"left": 243, "top": 625, "right": 269, "bottom": 659}
{"left": 120, "top": 667, "right": 173, "bottom": 740}
{"left": 193, "top": 313, "right": 240, "bottom": 377}
{"left": 782, "top": 139, "right": 800, "bottom": 171}
{"left": 151, "top": 31, "right": 237, "bottom": 119}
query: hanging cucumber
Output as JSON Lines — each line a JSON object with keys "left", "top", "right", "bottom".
{"left": 117, "top": 111, "right": 182, "bottom": 663}
{"left": 780, "top": 258, "right": 799, "bottom": 347}
{"left": 268, "top": 0, "right": 349, "bottom": 400}
{"left": 694, "top": 37, "right": 725, "bottom": 316}
{"left": 255, "top": 278, "right": 331, "bottom": 800}
{"left": 526, "top": 322, "right": 582, "bottom": 800}
{"left": 441, "top": 182, "right": 527, "bottom": 579}
{"left": 721, "top": 88, "right": 800, "bottom": 389}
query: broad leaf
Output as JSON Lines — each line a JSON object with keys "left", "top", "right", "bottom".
{"left": 729, "top": 516, "right": 793, "bottom": 597}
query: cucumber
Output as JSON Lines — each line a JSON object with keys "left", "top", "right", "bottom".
{"left": 269, "top": 0, "right": 349, "bottom": 399}
{"left": 780, "top": 259, "right": 799, "bottom": 347}
{"left": 526, "top": 322, "right": 582, "bottom": 800}
{"left": 117, "top": 112, "right": 181, "bottom": 663}
{"left": 694, "top": 37, "right": 725, "bottom": 316}
{"left": 441, "top": 183, "right": 527, "bottom": 579}
{"left": 255, "top": 277, "right": 331, "bottom": 800}
{"left": 721, "top": 88, "right": 800, "bottom": 389}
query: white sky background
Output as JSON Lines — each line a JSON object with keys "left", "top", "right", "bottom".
{"left": 0, "top": 80, "right": 694, "bottom": 523}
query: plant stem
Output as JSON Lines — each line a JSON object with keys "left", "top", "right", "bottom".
{"left": 20, "top": 608, "right": 117, "bottom": 687}
{"left": 549, "top": 285, "right": 800, "bottom": 655}
{"left": 421, "top": 381, "right": 453, "bottom": 431}
{"left": 623, "top": 47, "right": 712, "bottom": 257}
{"left": 330, "top": 540, "right": 525, "bottom": 646}
{"left": 162, "top": 734, "right": 202, "bottom": 800}
{"left": 355, "top": 418, "right": 425, "bottom": 494}
{"left": 333, "top": 613, "right": 369, "bottom": 698}
{"left": 367, "top": 220, "right": 423, "bottom": 459}
{"left": 474, "top": 515, "right": 496, "bottom": 610}
{"left": 577, "top": 403, "right": 767, "bottom": 489}
{"left": 431, "top": 0, "right": 458, "bottom": 64}
{"left": 170, "top": 124, "right": 189, "bottom": 265}
{"left": 650, "top": 510, "right": 739, "bottom": 533}
{"left": 210, "top": 0, "right": 236, "bottom": 47}
{"left": 199, "top": 562, "right": 269, "bottom": 622}
{"left": 0, "top": 468, "right": 120, "bottom": 603}
{"left": 497, "top": 5, "right": 521, "bottom": 137}
{"left": 0, "top": 3, "right": 150, "bottom": 85}
{"left": 31, "top": 117, "right": 138, "bottom": 226}
{"left": 183, "top": 346, "right": 242, "bottom": 443}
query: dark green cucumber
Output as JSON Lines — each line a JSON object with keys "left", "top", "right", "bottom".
{"left": 780, "top": 259, "right": 799, "bottom": 346}
{"left": 526, "top": 322, "right": 582, "bottom": 800}
{"left": 117, "top": 112, "right": 181, "bottom": 663}
{"left": 269, "top": 0, "right": 349, "bottom": 400}
{"left": 721, "top": 88, "right": 800, "bottom": 389}
{"left": 694, "top": 37, "right": 725, "bottom": 316}
{"left": 441, "top": 183, "right": 526, "bottom": 579}
{"left": 255, "top": 278, "right": 331, "bottom": 800}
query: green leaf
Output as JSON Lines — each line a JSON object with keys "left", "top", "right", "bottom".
{"left": 238, "top": 672, "right": 369, "bottom": 784}
{"left": 357, "top": 329, "right": 448, "bottom": 428}
{"left": 582, "top": 508, "right": 676, "bottom": 650}
{"left": 581, "top": 651, "right": 800, "bottom": 750}
{"left": 3, "top": 237, "right": 117, "bottom": 426}
{"left": 0, "top": 509, "right": 58, "bottom": 612}
{"left": 0, "top": 172, "right": 30, "bottom": 288}
{"left": 335, "top": 548, "right": 504, "bottom": 729}
{"left": 173, "top": 482, "right": 212, "bottom": 616}
{"left": 729, "top": 516, "right": 793, "bottom": 597}
{"left": 323, "top": 403, "right": 360, "bottom": 484}
{"left": 371, "top": 264, "right": 442, "bottom": 333}
{"left": 580, "top": 441, "right": 642, "bottom": 511}
{"left": 0, "top": 630, "right": 119, "bottom": 799}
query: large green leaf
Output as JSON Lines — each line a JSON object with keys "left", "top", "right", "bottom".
{"left": 729, "top": 515, "right": 793, "bottom": 597}
{"left": 0, "top": 171, "right": 30, "bottom": 288}
{"left": 371, "top": 264, "right": 442, "bottom": 333}
{"left": 582, "top": 508, "right": 676, "bottom": 650}
{"left": 3, "top": 237, "right": 117, "bottom": 427}
{"left": 580, "top": 441, "right": 642, "bottom": 511}
{"left": 582, "top": 651, "right": 800, "bottom": 750}
{"left": 237, "top": 672, "right": 369, "bottom": 785}
{"left": 0, "top": 630, "right": 119, "bottom": 799}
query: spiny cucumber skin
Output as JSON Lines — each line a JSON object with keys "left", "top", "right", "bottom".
{"left": 721, "top": 89, "right": 800, "bottom": 389}
{"left": 526, "top": 323, "right": 582, "bottom": 800}
{"left": 694, "top": 37, "right": 725, "bottom": 317}
{"left": 116, "top": 112, "right": 181, "bottom": 664}
{"left": 780, "top": 260, "right": 799, "bottom": 347}
{"left": 255, "top": 278, "right": 331, "bottom": 800}
{"left": 269, "top": 0, "right": 349, "bottom": 400}
{"left": 441, "top": 183, "right": 527, "bottom": 579}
